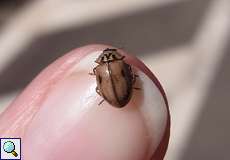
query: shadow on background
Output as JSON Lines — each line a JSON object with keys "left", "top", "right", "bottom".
{"left": 0, "top": 0, "right": 212, "bottom": 95}
{"left": 180, "top": 35, "right": 230, "bottom": 160}
{"left": 0, "top": 0, "right": 29, "bottom": 27}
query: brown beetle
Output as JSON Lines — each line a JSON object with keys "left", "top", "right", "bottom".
{"left": 90, "top": 48, "right": 138, "bottom": 108}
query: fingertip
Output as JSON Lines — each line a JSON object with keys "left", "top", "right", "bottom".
{"left": 0, "top": 44, "right": 170, "bottom": 160}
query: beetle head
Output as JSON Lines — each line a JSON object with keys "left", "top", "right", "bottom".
{"left": 95, "top": 48, "right": 125, "bottom": 64}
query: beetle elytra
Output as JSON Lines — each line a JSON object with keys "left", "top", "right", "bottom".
{"left": 90, "top": 48, "right": 139, "bottom": 108}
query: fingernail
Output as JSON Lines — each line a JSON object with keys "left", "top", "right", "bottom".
{"left": 22, "top": 50, "right": 168, "bottom": 160}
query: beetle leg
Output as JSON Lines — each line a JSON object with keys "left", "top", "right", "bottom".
{"left": 128, "top": 65, "right": 136, "bottom": 83}
{"left": 98, "top": 99, "right": 105, "bottom": 105}
{"left": 128, "top": 64, "right": 132, "bottom": 71}
{"left": 89, "top": 67, "right": 97, "bottom": 75}
{"left": 96, "top": 87, "right": 101, "bottom": 96}
{"left": 133, "top": 74, "right": 141, "bottom": 90}
{"left": 128, "top": 65, "right": 138, "bottom": 82}
{"left": 96, "top": 87, "right": 105, "bottom": 105}
{"left": 132, "top": 73, "right": 137, "bottom": 83}
{"left": 120, "top": 56, "right": 125, "bottom": 60}
{"left": 132, "top": 73, "right": 139, "bottom": 84}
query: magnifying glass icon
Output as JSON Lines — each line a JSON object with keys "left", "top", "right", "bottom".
{"left": 3, "top": 141, "right": 18, "bottom": 157}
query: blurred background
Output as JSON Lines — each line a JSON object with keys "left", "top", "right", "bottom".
{"left": 0, "top": 0, "right": 229, "bottom": 159}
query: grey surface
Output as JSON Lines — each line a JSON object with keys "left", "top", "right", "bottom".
{"left": 0, "top": 0, "right": 210, "bottom": 95}
{"left": 180, "top": 36, "right": 230, "bottom": 160}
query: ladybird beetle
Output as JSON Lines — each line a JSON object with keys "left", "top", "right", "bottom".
{"left": 90, "top": 48, "right": 139, "bottom": 108}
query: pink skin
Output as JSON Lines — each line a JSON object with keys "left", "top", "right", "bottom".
{"left": 0, "top": 44, "right": 170, "bottom": 160}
